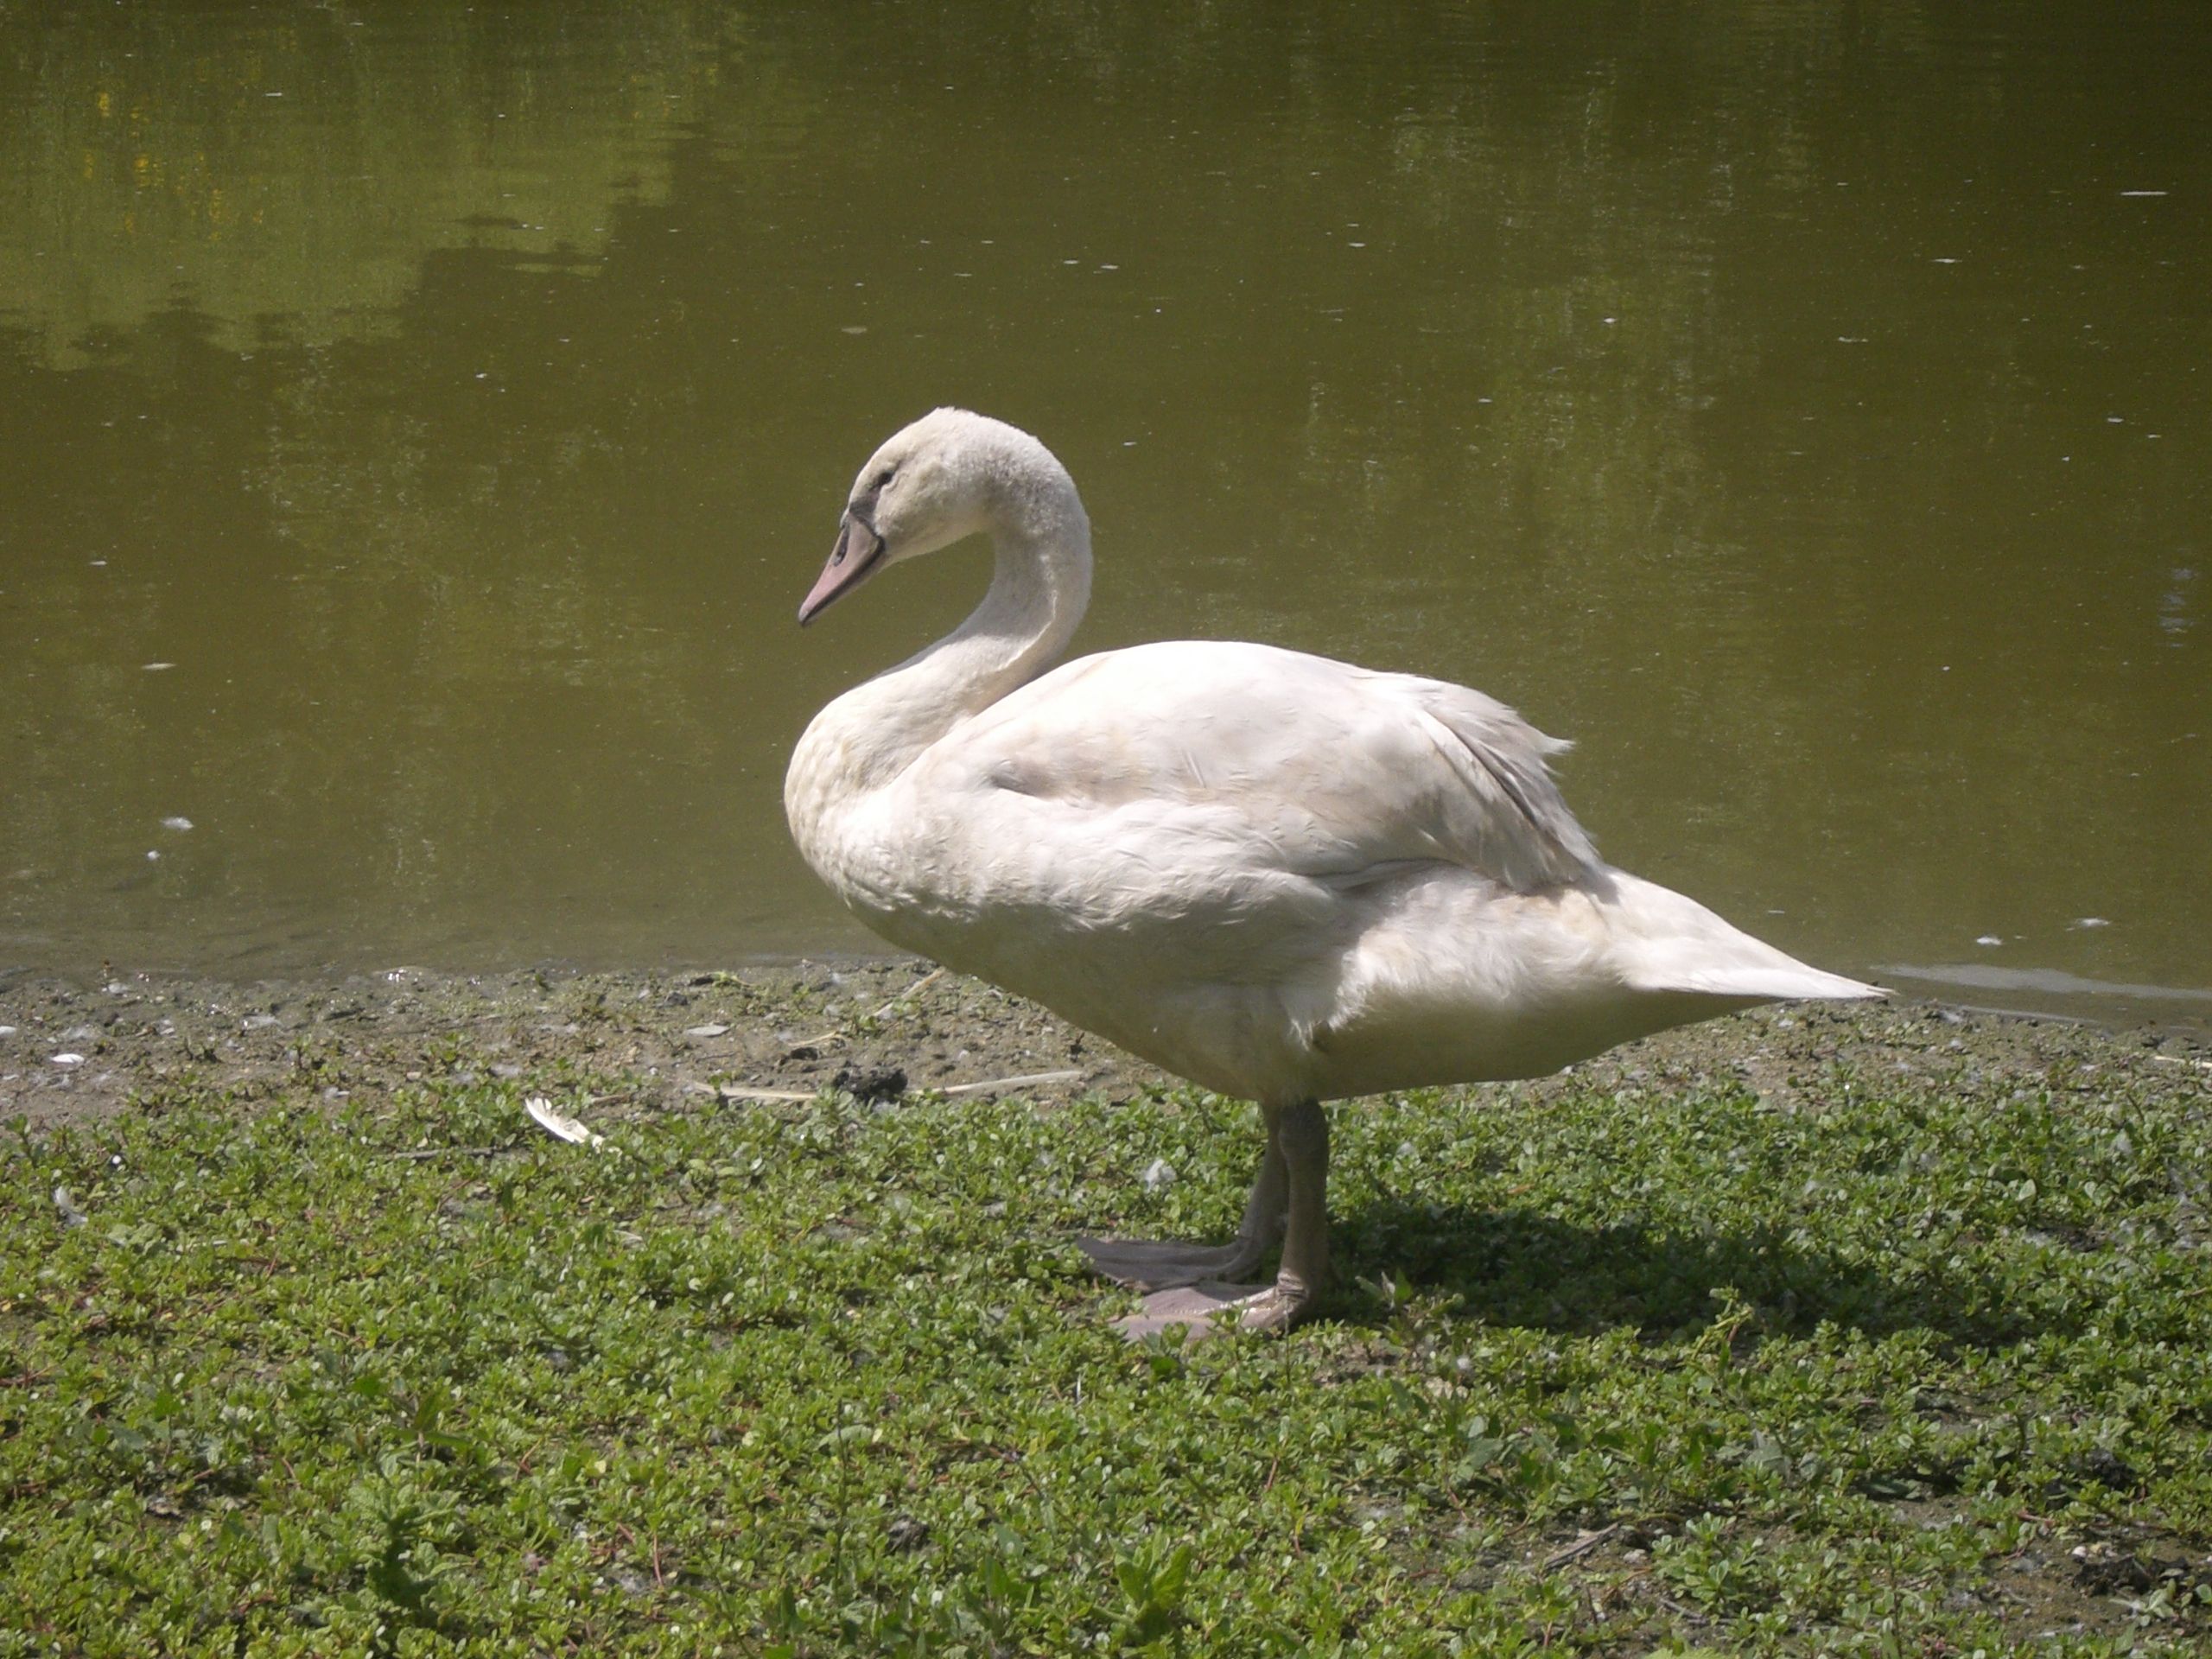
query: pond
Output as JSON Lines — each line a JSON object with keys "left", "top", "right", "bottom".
{"left": 1, "top": 2, "right": 2204, "bottom": 1024}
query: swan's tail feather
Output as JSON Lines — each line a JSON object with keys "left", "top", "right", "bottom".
{"left": 1603, "top": 873, "right": 1885, "bottom": 1005}
{"left": 1641, "top": 961, "right": 1886, "bottom": 1003}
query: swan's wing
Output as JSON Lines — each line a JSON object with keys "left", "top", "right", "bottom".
{"left": 932, "top": 640, "right": 1599, "bottom": 893}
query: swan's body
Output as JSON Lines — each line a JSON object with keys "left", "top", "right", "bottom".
{"left": 787, "top": 409, "right": 1879, "bottom": 1335}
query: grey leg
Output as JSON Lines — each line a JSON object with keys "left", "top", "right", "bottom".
{"left": 1233, "top": 1097, "right": 1328, "bottom": 1333}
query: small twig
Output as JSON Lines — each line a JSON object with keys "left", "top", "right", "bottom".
{"left": 713, "top": 1067, "right": 1083, "bottom": 1104}
{"left": 2150, "top": 1054, "right": 2212, "bottom": 1071}
{"left": 1541, "top": 1523, "right": 1622, "bottom": 1571}
{"left": 387, "top": 1145, "right": 514, "bottom": 1162}
{"left": 938, "top": 1069, "right": 1083, "bottom": 1097}
{"left": 868, "top": 967, "right": 945, "bottom": 1023}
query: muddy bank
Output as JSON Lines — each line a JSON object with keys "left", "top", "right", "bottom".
{"left": 3, "top": 957, "right": 2207, "bottom": 1132}
{"left": 0, "top": 959, "right": 1142, "bottom": 1132}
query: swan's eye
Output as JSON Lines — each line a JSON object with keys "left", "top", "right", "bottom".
{"left": 873, "top": 467, "right": 896, "bottom": 493}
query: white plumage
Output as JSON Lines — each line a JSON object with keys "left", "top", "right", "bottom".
{"left": 786, "top": 409, "right": 1879, "bottom": 1336}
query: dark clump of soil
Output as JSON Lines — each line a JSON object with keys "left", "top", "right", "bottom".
{"left": 831, "top": 1063, "right": 909, "bottom": 1103}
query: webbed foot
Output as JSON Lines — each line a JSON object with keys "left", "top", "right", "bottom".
{"left": 1075, "top": 1234, "right": 1269, "bottom": 1291}
{"left": 1090, "top": 1098, "right": 1327, "bottom": 1344}
{"left": 1110, "top": 1272, "right": 1319, "bottom": 1342}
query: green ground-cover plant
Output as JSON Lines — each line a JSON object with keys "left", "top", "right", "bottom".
{"left": 3, "top": 1043, "right": 2209, "bottom": 1654}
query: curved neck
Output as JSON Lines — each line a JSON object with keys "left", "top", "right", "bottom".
{"left": 796, "top": 494, "right": 1092, "bottom": 798}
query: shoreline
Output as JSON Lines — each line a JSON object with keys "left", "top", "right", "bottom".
{"left": 6, "top": 956, "right": 2207, "bottom": 1133}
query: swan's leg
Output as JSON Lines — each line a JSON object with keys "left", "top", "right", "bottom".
{"left": 1228, "top": 1097, "right": 1328, "bottom": 1334}
{"left": 1076, "top": 1109, "right": 1286, "bottom": 1290}
{"left": 1111, "top": 1099, "right": 1329, "bottom": 1341}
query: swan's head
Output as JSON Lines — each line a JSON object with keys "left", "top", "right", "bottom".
{"left": 798, "top": 408, "right": 1076, "bottom": 625}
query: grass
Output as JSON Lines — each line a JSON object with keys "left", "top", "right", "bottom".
{"left": 3, "top": 1033, "right": 2210, "bottom": 1655}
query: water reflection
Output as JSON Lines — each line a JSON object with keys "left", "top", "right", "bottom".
{"left": 0, "top": 2, "right": 2203, "bottom": 1018}
{"left": 0, "top": 3, "right": 709, "bottom": 362}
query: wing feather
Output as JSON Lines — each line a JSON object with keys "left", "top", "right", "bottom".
{"left": 932, "top": 641, "right": 1599, "bottom": 896}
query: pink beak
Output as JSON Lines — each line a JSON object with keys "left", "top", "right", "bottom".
{"left": 798, "top": 510, "right": 886, "bottom": 625}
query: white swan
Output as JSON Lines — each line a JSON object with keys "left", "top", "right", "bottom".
{"left": 785, "top": 409, "right": 1880, "bottom": 1338}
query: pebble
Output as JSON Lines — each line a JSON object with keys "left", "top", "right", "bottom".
{"left": 1141, "top": 1157, "right": 1178, "bottom": 1192}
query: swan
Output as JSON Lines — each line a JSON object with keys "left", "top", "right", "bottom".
{"left": 785, "top": 409, "right": 1881, "bottom": 1338}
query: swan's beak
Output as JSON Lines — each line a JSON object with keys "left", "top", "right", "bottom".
{"left": 798, "top": 510, "right": 887, "bottom": 626}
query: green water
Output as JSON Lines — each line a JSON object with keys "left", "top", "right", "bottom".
{"left": 1, "top": 3, "right": 2205, "bottom": 1020}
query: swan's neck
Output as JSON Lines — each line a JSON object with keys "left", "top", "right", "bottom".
{"left": 789, "top": 494, "right": 1091, "bottom": 813}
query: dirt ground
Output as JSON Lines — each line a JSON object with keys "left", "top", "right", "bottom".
{"left": 3, "top": 955, "right": 2206, "bottom": 1133}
